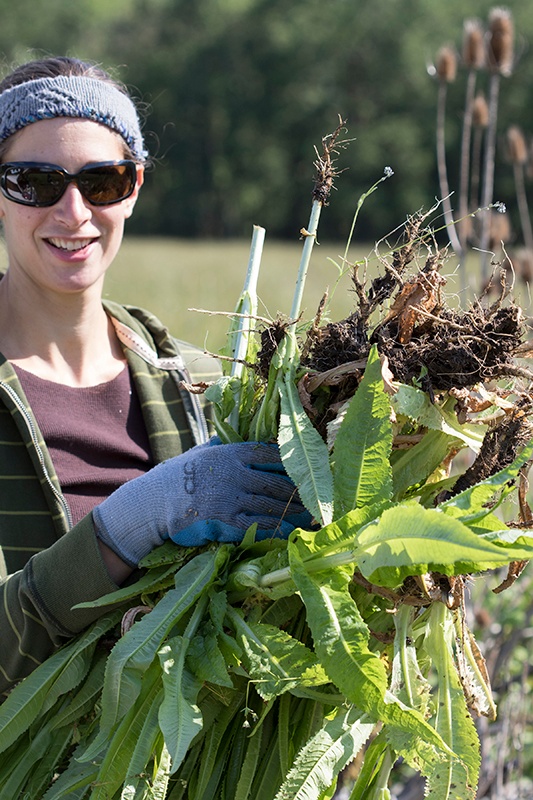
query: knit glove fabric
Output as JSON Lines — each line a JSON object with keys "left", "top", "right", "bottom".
{"left": 93, "top": 440, "right": 310, "bottom": 567}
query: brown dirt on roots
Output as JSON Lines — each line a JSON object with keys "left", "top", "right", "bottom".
{"left": 296, "top": 209, "right": 529, "bottom": 423}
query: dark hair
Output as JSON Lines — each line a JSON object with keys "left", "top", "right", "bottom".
{"left": 0, "top": 57, "right": 141, "bottom": 161}
{"left": 0, "top": 56, "right": 127, "bottom": 95}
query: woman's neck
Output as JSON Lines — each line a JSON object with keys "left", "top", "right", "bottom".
{"left": 0, "top": 274, "right": 126, "bottom": 387}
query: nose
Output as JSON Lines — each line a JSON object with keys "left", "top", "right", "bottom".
{"left": 51, "top": 182, "right": 92, "bottom": 226}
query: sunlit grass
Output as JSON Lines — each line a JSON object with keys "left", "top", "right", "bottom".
{"left": 2, "top": 233, "right": 521, "bottom": 357}
{"left": 105, "top": 235, "right": 489, "bottom": 353}
{"left": 105, "top": 235, "right": 368, "bottom": 353}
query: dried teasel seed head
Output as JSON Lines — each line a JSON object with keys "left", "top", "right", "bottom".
{"left": 435, "top": 46, "right": 457, "bottom": 82}
{"left": 473, "top": 92, "right": 489, "bottom": 128}
{"left": 462, "top": 18, "right": 485, "bottom": 69}
{"left": 506, "top": 125, "right": 528, "bottom": 165}
{"left": 487, "top": 6, "right": 514, "bottom": 76}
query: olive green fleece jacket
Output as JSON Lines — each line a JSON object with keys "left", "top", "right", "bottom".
{"left": 0, "top": 300, "right": 221, "bottom": 697}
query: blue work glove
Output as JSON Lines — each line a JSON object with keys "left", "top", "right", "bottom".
{"left": 93, "top": 440, "right": 311, "bottom": 567}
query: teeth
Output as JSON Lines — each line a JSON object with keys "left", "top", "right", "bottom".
{"left": 48, "top": 237, "right": 93, "bottom": 251}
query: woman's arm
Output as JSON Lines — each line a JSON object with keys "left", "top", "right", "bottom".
{"left": 0, "top": 516, "right": 124, "bottom": 698}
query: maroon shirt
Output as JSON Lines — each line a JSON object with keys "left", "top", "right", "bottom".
{"left": 13, "top": 364, "right": 153, "bottom": 526}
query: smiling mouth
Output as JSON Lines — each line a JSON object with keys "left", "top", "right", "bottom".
{"left": 47, "top": 237, "right": 95, "bottom": 252}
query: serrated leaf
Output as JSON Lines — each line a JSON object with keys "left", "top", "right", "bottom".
{"left": 278, "top": 366, "right": 334, "bottom": 527}
{"left": 288, "top": 540, "right": 452, "bottom": 774}
{"left": 0, "top": 611, "right": 121, "bottom": 756}
{"left": 333, "top": 344, "right": 393, "bottom": 517}
{"left": 82, "top": 549, "right": 226, "bottom": 761}
{"left": 422, "top": 603, "right": 480, "bottom": 799}
{"left": 439, "top": 438, "right": 533, "bottom": 523}
{"left": 227, "top": 609, "right": 328, "bottom": 700}
{"left": 353, "top": 502, "right": 533, "bottom": 588}
{"left": 186, "top": 622, "right": 234, "bottom": 688}
{"left": 49, "top": 651, "right": 107, "bottom": 731}
{"left": 274, "top": 705, "right": 374, "bottom": 800}
{"left": 391, "top": 385, "right": 485, "bottom": 451}
{"left": 158, "top": 637, "right": 203, "bottom": 775}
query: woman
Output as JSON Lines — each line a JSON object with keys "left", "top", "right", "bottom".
{"left": 0, "top": 56, "right": 305, "bottom": 696}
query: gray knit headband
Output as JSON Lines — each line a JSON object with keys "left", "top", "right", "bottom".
{"left": 0, "top": 75, "right": 147, "bottom": 159}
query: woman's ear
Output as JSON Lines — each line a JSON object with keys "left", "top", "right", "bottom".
{"left": 123, "top": 164, "right": 145, "bottom": 219}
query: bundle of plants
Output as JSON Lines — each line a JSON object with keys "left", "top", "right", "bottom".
{"left": 1, "top": 123, "right": 533, "bottom": 800}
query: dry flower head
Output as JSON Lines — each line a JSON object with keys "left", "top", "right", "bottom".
{"left": 436, "top": 46, "right": 457, "bottom": 82}
{"left": 462, "top": 18, "right": 486, "bottom": 69}
{"left": 487, "top": 6, "right": 514, "bottom": 76}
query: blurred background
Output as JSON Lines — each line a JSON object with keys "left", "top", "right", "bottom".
{"left": 1, "top": 5, "right": 533, "bottom": 795}
{"left": 1, "top": 0, "right": 533, "bottom": 345}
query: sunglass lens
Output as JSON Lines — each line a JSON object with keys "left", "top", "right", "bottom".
{"left": 79, "top": 164, "right": 135, "bottom": 205}
{"left": 3, "top": 168, "right": 64, "bottom": 205}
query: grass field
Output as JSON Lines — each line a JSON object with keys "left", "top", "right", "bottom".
{"left": 2, "top": 233, "right": 529, "bottom": 358}
{"left": 105, "top": 235, "right": 371, "bottom": 353}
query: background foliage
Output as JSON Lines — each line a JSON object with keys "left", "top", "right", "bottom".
{"left": 2, "top": 0, "right": 533, "bottom": 242}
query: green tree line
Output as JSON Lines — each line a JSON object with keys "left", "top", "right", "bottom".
{"left": 2, "top": 0, "right": 533, "bottom": 243}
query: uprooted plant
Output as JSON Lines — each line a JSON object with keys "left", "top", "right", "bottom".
{"left": 1, "top": 124, "right": 533, "bottom": 800}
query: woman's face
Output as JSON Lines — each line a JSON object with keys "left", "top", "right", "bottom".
{"left": 0, "top": 117, "right": 143, "bottom": 300}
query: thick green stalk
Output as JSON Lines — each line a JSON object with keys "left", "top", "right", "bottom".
{"left": 229, "top": 225, "right": 265, "bottom": 431}
{"left": 289, "top": 200, "right": 322, "bottom": 332}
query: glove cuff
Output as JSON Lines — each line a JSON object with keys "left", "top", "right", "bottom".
{"left": 92, "top": 466, "right": 168, "bottom": 567}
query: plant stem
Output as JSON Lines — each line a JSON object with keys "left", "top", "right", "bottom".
{"left": 229, "top": 225, "right": 265, "bottom": 430}
{"left": 436, "top": 79, "right": 462, "bottom": 258}
{"left": 479, "top": 73, "right": 501, "bottom": 285}
{"left": 458, "top": 69, "right": 477, "bottom": 288}
{"left": 258, "top": 546, "right": 358, "bottom": 588}
{"left": 289, "top": 200, "right": 322, "bottom": 332}
{"left": 513, "top": 161, "right": 533, "bottom": 251}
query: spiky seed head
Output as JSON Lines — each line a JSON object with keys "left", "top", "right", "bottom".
{"left": 506, "top": 126, "right": 528, "bottom": 164}
{"left": 463, "top": 18, "right": 486, "bottom": 69}
{"left": 473, "top": 93, "right": 489, "bottom": 127}
{"left": 436, "top": 46, "right": 457, "bottom": 82}
{"left": 487, "top": 6, "right": 514, "bottom": 76}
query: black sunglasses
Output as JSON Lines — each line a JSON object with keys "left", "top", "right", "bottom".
{"left": 0, "top": 160, "right": 137, "bottom": 207}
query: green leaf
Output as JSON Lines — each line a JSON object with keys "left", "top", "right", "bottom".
{"left": 390, "top": 385, "right": 485, "bottom": 451}
{"left": 390, "top": 605, "right": 431, "bottom": 715}
{"left": 332, "top": 344, "right": 393, "bottom": 517}
{"left": 234, "top": 719, "right": 264, "bottom": 800}
{"left": 0, "top": 610, "right": 121, "bottom": 756}
{"left": 20, "top": 725, "right": 74, "bottom": 800}
{"left": 288, "top": 539, "right": 452, "bottom": 774}
{"left": 226, "top": 607, "right": 329, "bottom": 701}
{"left": 422, "top": 603, "right": 480, "bottom": 799}
{"left": 186, "top": 621, "right": 235, "bottom": 688}
{"left": 391, "top": 429, "right": 461, "bottom": 501}
{"left": 158, "top": 635, "right": 204, "bottom": 774}
{"left": 192, "top": 686, "right": 246, "bottom": 798}
{"left": 48, "top": 650, "right": 107, "bottom": 731}
{"left": 89, "top": 660, "right": 163, "bottom": 800}
{"left": 278, "top": 355, "right": 334, "bottom": 526}
{"left": 353, "top": 502, "right": 533, "bottom": 588}
{"left": 439, "top": 438, "right": 533, "bottom": 523}
{"left": 82, "top": 549, "right": 228, "bottom": 761}
{"left": 41, "top": 739, "right": 97, "bottom": 799}
{"left": 274, "top": 706, "right": 374, "bottom": 800}
{"left": 73, "top": 561, "right": 183, "bottom": 608}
